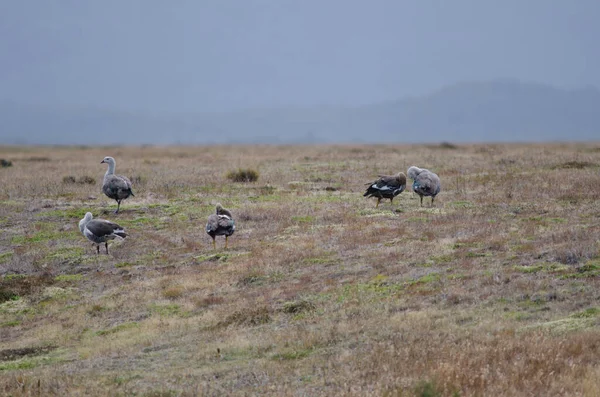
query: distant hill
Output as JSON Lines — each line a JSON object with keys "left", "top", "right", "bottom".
{"left": 1, "top": 80, "right": 599, "bottom": 144}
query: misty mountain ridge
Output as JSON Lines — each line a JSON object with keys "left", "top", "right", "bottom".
{"left": 1, "top": 80, "right": 599, "bottom": 145}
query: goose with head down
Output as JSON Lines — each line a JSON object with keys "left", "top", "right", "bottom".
{"left": 407, "top": 166, "right": 441, "bottom": 207}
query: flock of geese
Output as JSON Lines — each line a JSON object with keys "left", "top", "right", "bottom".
{"left": 78, "top": 156, "right": 441, "bottom": 255}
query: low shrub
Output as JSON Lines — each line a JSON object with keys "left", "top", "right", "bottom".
{"left": 226, "top": 168, "right": 259, "bottom": 182}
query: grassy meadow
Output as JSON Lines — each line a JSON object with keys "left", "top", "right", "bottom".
{"left": 0, "top": 143, "right": 599, "bottom": 396}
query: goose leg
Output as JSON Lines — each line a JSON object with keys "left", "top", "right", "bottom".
{"left": 376, "top": 198, "right": 381, "bottom": 208}
{"left": 225, "top": 235, "right": 228, "bottom": 249}
{"left": 105, "top": 242, "right": 109, "bottom": 254}
{"left": 115, "top": 200, "right": 121, "bottom": 214}
{"left": 431, "top": 197, "right": 435, "bottom": 207}
{"left": 212, "top": 237, "right": 216, "bottom": 250}
{"left": 96, "top": 244, "right": 100, "bottom": 255}
{"left": 420, "top": 196, "right": 423, "bottom": 207}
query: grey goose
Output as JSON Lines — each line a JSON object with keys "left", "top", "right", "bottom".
{"left": 101, "top": 156, "right": 134, "bottom": 214}
{"left": 407, "top": 166, "right": 441, "bottom": 207}
{"left": 206, "top": 203, "right": 235, "bottom": 249}
{"left": 79, "top": 212, "right": 128, "bottom": 254}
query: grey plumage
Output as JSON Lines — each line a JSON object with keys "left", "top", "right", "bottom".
{"left": 407, "top": 166, "right": 441, "bottom": 207}
{"left": 79, "top": 212, "right": 127, "bottom": 254}
{"left": 206, "top": 203, "right": 235, "bottom": 249}
{"left": 363, "top": 172, "right": 406, "bottom": 207}
{"left": 101, "top": 156, "right": 134, "bottom": 214}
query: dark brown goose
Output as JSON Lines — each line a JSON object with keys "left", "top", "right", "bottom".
{"left": 363, "top": 172, "right": 407, "bottom": 208}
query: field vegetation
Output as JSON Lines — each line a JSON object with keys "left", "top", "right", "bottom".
{"left": 0, "top": 143, "right": 599, "bottom": 396}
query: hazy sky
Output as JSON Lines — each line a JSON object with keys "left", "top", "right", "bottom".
{"left": 1, "top": 0, "right": 599, "bottom": 112}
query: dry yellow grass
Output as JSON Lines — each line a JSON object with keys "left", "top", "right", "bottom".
{"left": 0, "top": 143, "right": 599, "bottom": 396}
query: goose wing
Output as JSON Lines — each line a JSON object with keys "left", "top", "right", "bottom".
{"left": 86, "top": 219, "right": 126, "bottom": 238}
{"left": 376, "top": 174, "right": 405, "bottom": 189}
{"left": 364, "top": 174, "right": 405, "bottom": 196}
{"left": 117, "top": 174, "right": 133, "bottom": 190}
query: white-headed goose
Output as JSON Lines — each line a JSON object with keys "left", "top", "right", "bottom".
{"left": 101, "top": 156, "right": 134, "bottom": 214}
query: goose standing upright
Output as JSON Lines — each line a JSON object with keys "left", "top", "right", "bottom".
{"left": 206, "top": 203, "right": 235, "bottom": 249}
{"left": 101, "top": 156, "right": 134, "bottom": 214}
{"left": 363, "top": 172, "right": 407, "bottom": 208}
{"left": 407, "top": 166, "right": 441, "bottom": 207}
{"left": 79, "top": 212, "right": 128, "bottom": 254}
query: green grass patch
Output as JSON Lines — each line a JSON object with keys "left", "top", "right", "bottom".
{"left": 514, "top": 263, "right": 571, "bottom": 274}
{"left": 548, "top": 217, "right": 566, "bottom": 223}
{"left": 560, "top": 261, "right": 600, "bottom": 279}
{"left": 291, "top": 215, "right": 314, "bottom": 223}
{"left": 2, "top": 274, "right": 26, "bottom": 281}
{"left": 408, "top": 273, "right": 442, "bottom": 286}
{"left": 40, "top": 286, "right": 75, "bottom": 302}
{"left": 40, "top": 208, "right": 90, "bottom": 220}
{"left": 0, "top": 346, "right": 62, "bottom": 371}
{"left": 527, "top": 312, "right": 599, "bottom": 334}
{"left": 334, "top": 277, "right": 404, "bottom": 303}
{"left": 95, "top": 322, "right": 140, "bottom": 336}
{"left": 358, "top": 208, "right": 396, "bottom": 217}
{"left": 148, "top": 303, "right": 185, "bottom": 317}
{"left": 0, "top": 252, "right": 13, "bottom": 264}
{"left": 452, "top": 242, "right": 478, "bottom": 249}
{"left": 570, "top": 307, "right": 600, "bottom": 318}
{"left": 54, "top": 274, "right": 83, "bottom": 283}
{"left": 0, "top": 360, "right": 37, "bottom": 371}
{"left": 513, "top": 265, "right": 544, "bottom": 274}
{"left": 46, "top": 247, "right": 86, "bottom": 264}
{"left": 451, "top": 200, "right": 474, "bottom": 208}
{"left": 11, "top": 231, "right": 59, "bottom": 244}
{"left": 303, "top": 254, "right": 337, "bottom": 266}
{"left": 1, "top": 321, "right": 20, "bottom": 327}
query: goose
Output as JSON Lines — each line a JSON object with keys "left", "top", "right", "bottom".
{"left": 101, "top": 156, "right": 134, "bottom": 214}
{"left": 79, "top": 212, "right": 128, "bottom": 254}
{"left": 206, "top": 203, "right": 235, "bottom": 249}
{"left": 407, "top": 166, "right": 441, "bottom": 207}
{"left": 363, "top": 172, "right": 407, "bottom": 208}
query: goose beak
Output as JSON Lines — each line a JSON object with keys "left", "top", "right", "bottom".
{"left": 100, "top": 160, "right": 105, "bottom": 164}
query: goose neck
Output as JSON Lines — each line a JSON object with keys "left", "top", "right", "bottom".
{"left": 105, "top": 161, "right": 115, "bottom": 176}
